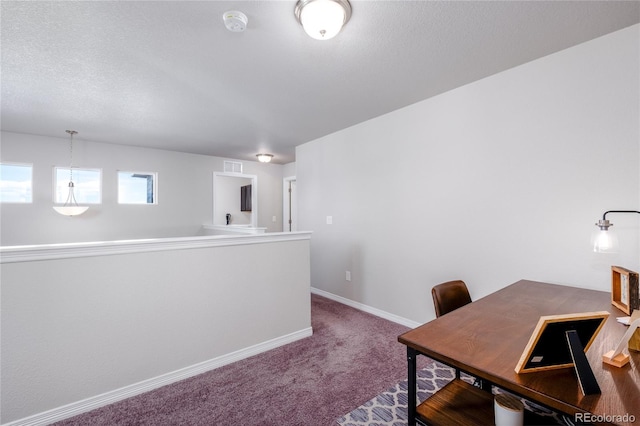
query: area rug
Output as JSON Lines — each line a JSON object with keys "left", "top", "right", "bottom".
{"left": 336, "top": 361, "right": 455, "bottom": 426}
{"left": 337, "top": 361, "right": 569, "bottom": 426}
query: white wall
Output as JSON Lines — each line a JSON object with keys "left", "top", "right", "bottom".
{"left": 0, "top": 132, "right": 285, "bottom": 245}
{"left": 296, "top": 24, "right": 640, "bottom": 324}
{"left": 1, "top": 233, "right": 312, "bottom": 424}
{"left": 282, "top": 162, "right": 296, "bottom": 178}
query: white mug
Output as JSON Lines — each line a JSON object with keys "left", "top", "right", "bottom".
{"left": 494, "top": 393, "right": 524, "bottom": 426}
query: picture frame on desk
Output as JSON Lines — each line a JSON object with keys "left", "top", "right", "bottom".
{"left": 611, "top": 266, "right": 639, "bottom": 315}
{"left": 515, "top": 311, "right": 609, "bottom": 395}
{"left": 515, "top": 311, "right": 609, "bottom": 374}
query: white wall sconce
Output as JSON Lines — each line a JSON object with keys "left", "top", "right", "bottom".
{"left": 53, "top": 130, "right": 89, "bottom": 217}
{"left": 256, "top": 154, "right": 273, "bottom": 163}
{"left": 294, "top": 0, "right": 352, "bottom": 40}
{"left": 592, "top": 210, "right": 640, "bottom": 253}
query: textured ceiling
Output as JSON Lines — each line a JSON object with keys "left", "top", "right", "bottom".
{"left": 1, "top": 1, "right": 639, "bottom": 164}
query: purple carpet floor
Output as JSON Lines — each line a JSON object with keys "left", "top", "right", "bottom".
{"left": 54, "top": 294, "right": 429, "bottom": 426}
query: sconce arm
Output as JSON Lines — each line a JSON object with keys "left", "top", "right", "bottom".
{"left": 596, "top": 210, "right": 640, "bottom": 230}
{"left": 602, "top": 210, "right": 640, "bottom": 221}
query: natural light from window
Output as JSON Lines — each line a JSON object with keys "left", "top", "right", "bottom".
{"left": 0, "top": 163, "right": 33, "bottom": 203}
{"left": 118, "top": 171, "right": 157, "bottom": 204}
{"left": 54, "top": 167, "right": 102, "bottom": 204}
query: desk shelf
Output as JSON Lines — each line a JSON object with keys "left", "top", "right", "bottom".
{"left": 416, "top": 378, "right": 494, "bottom": 426}
{"left": 416, "top": 378, "right": 563, "bottom": 426}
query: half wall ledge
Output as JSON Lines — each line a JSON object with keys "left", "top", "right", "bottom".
{"left": 0, "top": 231, "right": 312, "bottom": 263}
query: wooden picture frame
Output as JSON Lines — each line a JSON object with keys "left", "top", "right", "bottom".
{"left": 611, "top": 266, "right": 639, "bottom": 315}
{"left": 515, "top": 311, "right": 609, "bottom": 374}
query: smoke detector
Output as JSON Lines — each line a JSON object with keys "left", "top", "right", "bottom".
{"left": 223, "top": 11, "right": 248, "bottom": 32}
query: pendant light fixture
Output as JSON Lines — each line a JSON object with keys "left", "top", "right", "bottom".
{"left": 294, "top": 0, "right": 352, "bottom": 40}
{"left": 53, "top": 130, "right": 89, "bottom": 217}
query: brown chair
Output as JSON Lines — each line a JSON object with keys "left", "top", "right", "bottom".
{"left": 431, "top": 280, "right": 484, "bottom": 387}
{"left": 431, "top": 280, "right": 472, "bottom": 318}
{"left": 430, "top": 283, "right": 553, "bottom": 416}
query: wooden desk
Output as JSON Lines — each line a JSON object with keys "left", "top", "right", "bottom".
{"left": 398, "top": 280, "right": 640, "bottom": 426}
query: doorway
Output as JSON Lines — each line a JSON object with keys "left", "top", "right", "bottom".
{"left": 213, "top": 172, "right": 258, "bottom": 228}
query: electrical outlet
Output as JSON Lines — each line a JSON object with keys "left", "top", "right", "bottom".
{"left": 272, "top": 216, "right": 277, "bottom": 222}
{"left": 326, "top": 216, "right": 333, "bottom": 225}
{"left": 346, "top": 271, "right": 351, "bottom": 281}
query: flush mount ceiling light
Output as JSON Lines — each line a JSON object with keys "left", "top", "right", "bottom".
{"left": 256, "top": 154, "right": 274, "bottom": 163}
{"left": 223, "top": 10, "right": 248, "bottom": 32}
{"left": 53, "top": 130, "right": 89, "bottom": 217}
{"left": 295, "top": 0, "right": 352, "bottom": 40}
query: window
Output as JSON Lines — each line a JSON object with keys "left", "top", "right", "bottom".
{"left": 54, "top": 167, "right": 102, "bottom": 204}
{"left": 118, "top": 171, "right": 157, "bottom": 204}
{"left": 0, "top": 163, "right": 33, "bottom": 203}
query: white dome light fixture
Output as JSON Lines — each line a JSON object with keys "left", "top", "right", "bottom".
{"left": 256, "top": 154, "right": 274, "bottom": 163}
{"left": 223, "top": 10, "right": 248, "bottom": 32}
{"left": 295, "top": 0, "right": 351, "bottom": 40}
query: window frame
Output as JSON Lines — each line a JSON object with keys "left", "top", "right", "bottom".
{"left": 117, "top": 170, "right": 158, "bottom": 205}
{"left": 53, "top": 166, "right": 103, "bottom": 205}
{"left": 0, "top": 162, "right": 33, "bottom": 203}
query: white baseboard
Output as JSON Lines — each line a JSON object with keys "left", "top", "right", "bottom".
{"left": 311, "top": 287, "right": 422, "bottom": 329}
{"left": 3, "top": 327, "right": 313, "bottom": 426}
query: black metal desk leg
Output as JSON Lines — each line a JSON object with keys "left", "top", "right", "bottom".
{"left": 407, "top": 347, "right": 417, "bottom": 426}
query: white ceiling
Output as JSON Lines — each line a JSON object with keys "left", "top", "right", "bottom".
{"left": 1, "top": 1, "right": 638, "bottom": 164}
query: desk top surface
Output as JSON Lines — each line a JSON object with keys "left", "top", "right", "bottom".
{"left": 398, "top": 280, "right": 639, "bottom": 426}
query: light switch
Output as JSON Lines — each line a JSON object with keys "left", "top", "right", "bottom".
{"left": 326, "top": 216, "right": 333, "bottom": 225}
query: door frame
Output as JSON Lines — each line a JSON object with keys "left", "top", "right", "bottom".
{"left": 282, "top": 176, "right": 297, "bottom": 232}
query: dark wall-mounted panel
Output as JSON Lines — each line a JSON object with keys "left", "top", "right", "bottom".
{"left": 241, "top": 185, "right": 252, "bottom": 212}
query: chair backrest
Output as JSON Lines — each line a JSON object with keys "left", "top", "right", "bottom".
{"left": 431, "top": 280, "right": 472, "bottom": 318}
